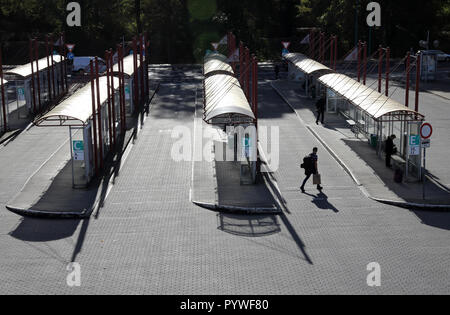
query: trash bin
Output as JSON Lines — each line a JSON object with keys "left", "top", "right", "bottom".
{"left": 394, "top": 168, "right": 404, "bottom": 183}
{"left": 370, "top": 134, "right": 378, "bottom": 148}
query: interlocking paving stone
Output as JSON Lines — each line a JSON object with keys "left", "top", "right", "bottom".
{"left": 0, "top": 68, "right": 448, "bottom": 295}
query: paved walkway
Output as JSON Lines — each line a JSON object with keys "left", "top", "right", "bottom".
{"left": 272, "top": 80, "right": 450, "bottom": 208}
{"left": 0, "top": 68, "right": 449, "bottom": 295}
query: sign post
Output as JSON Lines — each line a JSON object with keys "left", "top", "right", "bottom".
{"left": 282, "top": 42, "right": 291, "bottom": 56}
{"left": 420, "top": 123, "right": 433, "bottom": 200}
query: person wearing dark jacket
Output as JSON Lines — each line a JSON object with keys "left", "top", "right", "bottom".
{"left": 301, "top": 147, "right": 323, "bottom": 193}
{"left": 315, "top": 96, "right": 326, "bottom": 125}
{"left": 385, "top": 135, "right": 397, "bottom": 168}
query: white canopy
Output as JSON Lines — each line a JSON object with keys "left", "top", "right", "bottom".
{"left": 204, "top": 74, "right": 255, "bottom": 123}
{"left": 284, "top": 53, "right": 332, "bottom": 75}
{"left": 204, "top": 52, "right": 228, "bottom": 62}
{"left": 112, "top": 54, "right": 141, "bottom": 77}
{"left": 36, "top": 76, "right": 120, "bottom": 126}
{"left": 0, "top": 79, "right": 7, "bottom": 87}
{"left": 6, "top": 55, "right": 63, "bottom": 79}
{"left": 318, "top": 73, "right": 423, "bottom": 119}
{"left": 204, "top": 58, "right": 234, "bottom": 77}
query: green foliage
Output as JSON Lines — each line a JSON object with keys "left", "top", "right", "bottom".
{"left": 1, "top": 0, "right": 449, "bottom": 63}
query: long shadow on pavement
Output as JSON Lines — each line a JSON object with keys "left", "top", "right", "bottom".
{"left": 217, "top": 213, "right": 281, "bottom": 237}
{"left": 411, "top": 210, "right": 450, "bottom": 231}
{"left": 303, "top": 191, "right": 340, "bottom": 213}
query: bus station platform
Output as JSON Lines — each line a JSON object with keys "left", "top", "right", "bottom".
{"left": 191, "top": 99, "right": 280, "bottom": 214}
{"left": 5, "top": 83, "right": 159, "bottom": 218}
{"left": 271, "top": 80, "right": 450, "bottom": 210}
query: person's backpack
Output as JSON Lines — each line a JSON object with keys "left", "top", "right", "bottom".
{"left": 301, "top": 155, "right": 313, "bottom": 170}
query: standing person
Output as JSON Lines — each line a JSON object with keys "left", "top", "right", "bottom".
{"left": 315, "top": 94, "right": 326, "bottom": 125}
{"left": 385, "top": 134, "right": 397, "bottom": 168}
{"left": 300, "top": 147, "right": 323, "bottom": 193}
{"left": 274, "top": 64, "right": 280, "bottom": 80}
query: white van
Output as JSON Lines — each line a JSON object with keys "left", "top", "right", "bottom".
{"left": 72, "top": 57, "right": 106, "bottom": 74}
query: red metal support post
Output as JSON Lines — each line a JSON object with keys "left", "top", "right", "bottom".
{"left": 50, "top": 38, "right": 56, "bottom": 98}
{"left": 385, "top": 47, "right": 390, "bottom": 97}
{"left": 62, "top": 33, "right": 68, "bottom": 92}
{"left": 118, "top": 45, "right": 126, "bottom": 134}
{"left": 132, "top": 37, "right": 139, "bottom": 109}
{"left": 139, "top": 34, "right": 145, "bottom": 104}
{"left": 95, "top": 57, "right": 104, "bottom": 170}
{"left": 34, "top": 39, "right": 42, "bottom": 112}
{"left": 357, "top": 41, "right": 362, "bottom": 82}
{"left": 330, "top": 35, "right": 334, "bottom": 68}
{"left": 46, "top": 35, "right": 52, "bottom": 101}
{"left": 363, "top": 42, "right": 367, "bottom": 85}
{"left": 109, "top": 49, "right": 116, "bottom": 148}
{"left": 415, "top": 53, "right": 421, "bottom": 114}
{"left": 144, "top": 32, "right": 149, "bottom": 98}
{"left": 0, "top": 47, "right": 7, "bottom": 132}
{"left": 378, "top": 45, "right": 383, "bottom": 93}
{"left": 105, "top": 50, "right": 113, "bottom": 149}
{"left": 29, "top": 39, "right": 36, "bottom": 113}
{"left": 59, "top": 34, "right": 65, "bottom": 93}
{"left": 252, "top": 54, "right": 258, "bottom": 128}
{"left": 245, "top": 47, "right": 250, "bottom": 100}
{"left": 405, "top": 52, "right": 411, "bottom": 108}
{"left": 89, "top": 60, "right": 98, "bottom": 175}
{"left": 334, "top": 35, "right": 338, "bottom": 70}
{"left": 239, "top": 41, "right": 244, "bottom": 85}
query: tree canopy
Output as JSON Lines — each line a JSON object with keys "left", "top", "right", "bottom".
{"left": 0, "top": 0, "right": 449, "bottom": 63}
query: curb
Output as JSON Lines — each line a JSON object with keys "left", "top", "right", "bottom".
{"left": 192, "top": 200, "right": 280, "bottom": 215}
{"left": 0, "top": 129, "right": 23, "bottom": 146}
{"left": 271, "top": 82, "right": 450, "bottom": 212}
{"left": 5, "top": 206, "right": 91, "bottom": 219}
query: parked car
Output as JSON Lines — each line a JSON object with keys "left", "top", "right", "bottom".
{"left": 72, "top": 57, "right": 107, "bottom": 75}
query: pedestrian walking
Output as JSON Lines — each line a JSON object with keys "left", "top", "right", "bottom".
{"left": 385, "top": 134, "right": 397, "bottom": 168}
{"left": 315, "top": 94, "right": 326, "bottom": 125}
{"left": 274, "top": 64, "right": 280, "bottom": 80}
{"left": 300, "top": 147, "right": 323, "bottom": 193}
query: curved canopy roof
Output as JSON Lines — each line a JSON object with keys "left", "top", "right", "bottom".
{"left": 6, "top": 55, "right": 63, "bottom": 79}
{"left": 112, "top": 54, "right": 141, "bottom": 77}
{"left": 204, "top": 52, "right": 228, "bottom": 62}
{"left": 284, "top": 53, "right": 332, "bottom": 76}
{"left": 36, "top": 76, "right": 120, "bottom": 126}
{"left": 204, "top": 58, "right": 234, "bottom": 77}
{"left": 318, "top": 73, "right": 424, "bottom": 119}
{"left": 204, "top": 74, "right": 255, "bottom": 123}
